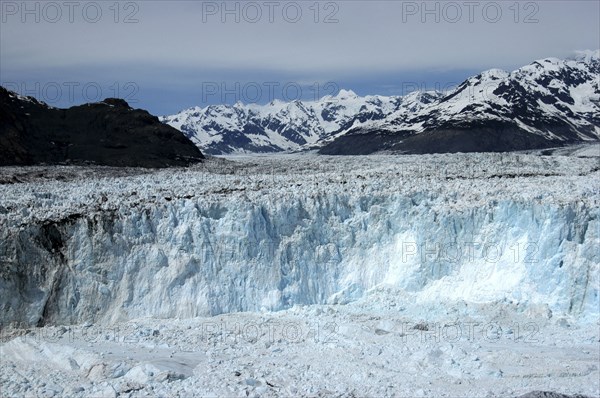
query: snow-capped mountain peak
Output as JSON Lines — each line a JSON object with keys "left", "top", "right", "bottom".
{"left": 334, "top": 89, "right": 359, "bottom": 99}
{"left": 572, "top": 49, "right": 600, "bottom": 63}
{"left": 161, "top": 52, "right": 600, "bottom": 155}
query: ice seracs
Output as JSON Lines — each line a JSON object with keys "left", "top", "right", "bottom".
{"left": 0, "top": 150, "right": 598, "bottom": 327}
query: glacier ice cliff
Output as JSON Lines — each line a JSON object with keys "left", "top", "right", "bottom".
{"left": 0, "top": 153, "right": 598, "bottom": 326}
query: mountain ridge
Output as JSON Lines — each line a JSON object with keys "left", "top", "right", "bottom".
{"left": 161, "top": 51, "right": 600, "bottom": 155}
{"left": 0, "top": 87, "right": 205, "bottom": 167}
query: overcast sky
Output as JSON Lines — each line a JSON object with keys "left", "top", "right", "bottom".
{"left": 1, "top": 0, "right": 598, "bottom": 114}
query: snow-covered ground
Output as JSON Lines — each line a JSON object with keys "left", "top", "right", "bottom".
{"left": 1, "top": 301, "right": 599, "bottom": 397}
{"left": 1, "top": 146, "right": 599, "bottom": 397}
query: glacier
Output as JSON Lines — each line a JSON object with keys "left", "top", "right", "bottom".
{"left": 1, "top": 151, "right": 599, "bottom": 398}
{"left": 1, "top": 151, "right": 598, "bottom": 328}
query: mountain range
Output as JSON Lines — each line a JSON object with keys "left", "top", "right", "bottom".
{"left": 161, "top": 51, "right": 600, "bottom": 155}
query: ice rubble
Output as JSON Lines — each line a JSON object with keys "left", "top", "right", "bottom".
{"left": 1, "top": 307, "right": 599, "bottom": 397}
{"left": 0, "top": 151, "right": 598, "bottom": 328}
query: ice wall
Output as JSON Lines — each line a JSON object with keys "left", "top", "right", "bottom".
{"left": 1, "top": 191, "right": 597, "bottom": 327}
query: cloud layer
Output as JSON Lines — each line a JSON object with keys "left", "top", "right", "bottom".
{"left": 1, "top": 1, "right": 598, "bottom": 113}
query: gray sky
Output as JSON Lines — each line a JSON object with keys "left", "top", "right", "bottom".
{"left": 1, "top": 1, "right": 599, "bottom": 114}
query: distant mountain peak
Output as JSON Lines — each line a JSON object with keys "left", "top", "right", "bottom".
{"left": 335, "top": 89, "right": 358, "bottom": 99}
{"left": 480, "top": 68, "right": 510, "bottom": 80}
{"left": 161, "top": 53, "right": 600, "bottom": 156}
{"left": 572, "top": 49, "right": 600, "bottom": 63}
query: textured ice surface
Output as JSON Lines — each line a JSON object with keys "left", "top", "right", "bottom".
{"left": 0, "top": 150, "right": 598, "bottom": 328}
{"left": 1, "top": 306, "right": 598, "bottom": 397}
{"left": 1, "top": 149, "right": 599, "bottom": 397}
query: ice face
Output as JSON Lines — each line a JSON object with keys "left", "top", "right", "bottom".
{"left": 0, "top": 151, "right": 598, "bottom": 327}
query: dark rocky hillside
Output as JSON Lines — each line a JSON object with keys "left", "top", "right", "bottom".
{"left": 0, "top": 87, "right": 204, "bottom": 167}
